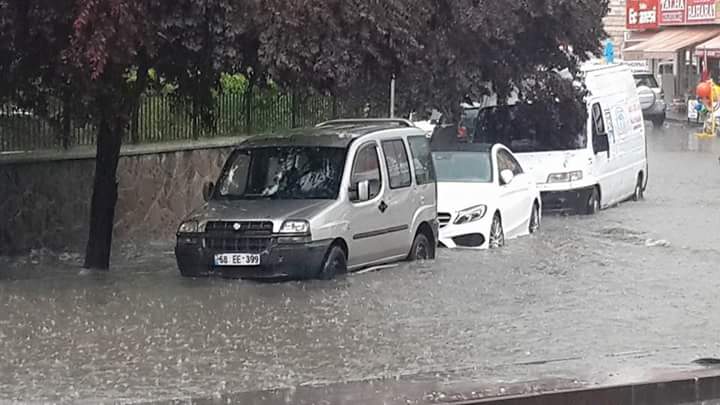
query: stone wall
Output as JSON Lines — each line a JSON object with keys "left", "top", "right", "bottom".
{"left": 0, "top": 143, "right": 235, "bottom": 255}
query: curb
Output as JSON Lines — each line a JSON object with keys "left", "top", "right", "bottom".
{"left": 453, "top": 371, "right": 720, "bottom": 404}
{"left": 139, "top": 369, "right": 720, "bottom": 405}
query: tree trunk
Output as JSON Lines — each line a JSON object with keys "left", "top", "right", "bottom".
{"left": 83, "top": 114, "right": 124, "bottom": 270}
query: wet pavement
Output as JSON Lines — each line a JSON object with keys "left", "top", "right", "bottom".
{"left": 2, "top": 122, "right": 720, "bottom": 403}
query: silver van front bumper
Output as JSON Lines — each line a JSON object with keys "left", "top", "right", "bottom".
{"left": 175, "top": 235, "right": 332, "bottom": 279}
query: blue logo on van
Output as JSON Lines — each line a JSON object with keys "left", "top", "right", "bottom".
{"left": 614, "top": 107, "right": 627, "bottom": 133}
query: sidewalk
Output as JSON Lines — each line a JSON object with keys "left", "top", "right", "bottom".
{"left": 666, "top": 108, "right": 706, "bottom": 126}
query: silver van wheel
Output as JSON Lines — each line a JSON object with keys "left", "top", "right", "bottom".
{"left": 318, "top": 246, "right": 346, "bottom": 280}
{"left": 409, "top": 233, "right": 432, "bottom": 261}
{"left": 489, "top": 214, "right": 505, "bottom": 248}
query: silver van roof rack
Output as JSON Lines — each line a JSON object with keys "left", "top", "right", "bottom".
{"left": 316, "top": 118, "right": 415, "bottom": 128}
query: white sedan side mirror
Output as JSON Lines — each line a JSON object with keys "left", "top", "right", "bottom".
{"left": 500, "top": 169, "right": 515, "bottom": 185}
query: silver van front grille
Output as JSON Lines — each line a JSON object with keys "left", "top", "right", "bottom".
{"left": 205, "top": 221, "right": 273, "bottom": 235}
{"left": 204, "top": 221, "right": 274, "bottom": 253}
{"left": 205, "top": 236, "right": 272, "bottom": 253}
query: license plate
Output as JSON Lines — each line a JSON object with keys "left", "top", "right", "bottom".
{"left": 214, "top": 253, "right": 261, "bottom": 267}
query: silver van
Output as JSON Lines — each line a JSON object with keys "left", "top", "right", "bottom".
{"left": 175, "top": 119, "right": 438, "bottom": 280}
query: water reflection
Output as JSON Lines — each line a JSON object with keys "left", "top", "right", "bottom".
{"left": 648, "top": 123, "right": 720, "bottom": 154}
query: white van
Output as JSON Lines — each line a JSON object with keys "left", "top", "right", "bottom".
{"left": 473, "top": 63, "right": 648, "bottom": 214}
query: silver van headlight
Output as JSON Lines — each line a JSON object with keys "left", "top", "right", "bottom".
{"left": 178, "top": 220, "right": 205, "bottom": 233}
{"left": 280, "top": 220, "right": 310, "bottom": 235}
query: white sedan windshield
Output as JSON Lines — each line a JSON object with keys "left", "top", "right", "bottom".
{"left": 432, "top": 151, "right": 492, "bottom": 183}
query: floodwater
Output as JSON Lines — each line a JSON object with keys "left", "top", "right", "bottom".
{"left": 2, "top": 123, "right": 720, "bottom": 403}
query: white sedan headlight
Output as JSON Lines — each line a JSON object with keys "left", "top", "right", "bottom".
{"left": 280, "top": 220, "right": 310, "bottom": 234}
{"left": 178, "top": 220, "right": 203, "bottom": 233}
{"left": 453, "top": 205, "right": 487, "bottom": 225}
{"left": 547, "top": 171, "right": 583, "bottom": 183}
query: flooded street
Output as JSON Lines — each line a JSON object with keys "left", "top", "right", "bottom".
{"left": 2, "top": 123, "right": 720, "bottom": 403}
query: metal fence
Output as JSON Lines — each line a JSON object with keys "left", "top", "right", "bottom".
{"left": 0, "top": 92, "right": 365, "bottom": 153}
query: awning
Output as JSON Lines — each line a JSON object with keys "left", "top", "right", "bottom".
{"left": 624, "top": 27, "right": 720, "bottom": 60}
{"left": 623, "top": 31, "right": 656, "bottom": 49}
{"left": 696, "top": 35, "right": 720, "bottom": 58}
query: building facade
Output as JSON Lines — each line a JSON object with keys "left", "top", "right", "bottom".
{"left": 618, "top": 0, "right": 720, "bottom": 108}
{"left": 605, "top": 0, "right": 629, "bottom": 50}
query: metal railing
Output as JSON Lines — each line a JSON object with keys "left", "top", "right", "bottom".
{"left": 0, "top": 92, "right": 371, "bottom": 153}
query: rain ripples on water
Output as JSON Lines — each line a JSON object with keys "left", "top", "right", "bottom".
{"left": 1, "top": 123, "right": 720, "bottom": 402}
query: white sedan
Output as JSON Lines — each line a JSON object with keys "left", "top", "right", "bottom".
{"left": 432, "top": 143, "right": 541, "bottom": 249}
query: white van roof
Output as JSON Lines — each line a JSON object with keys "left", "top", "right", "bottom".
{"left": 465, "top": 62, "right": 633, "bottom": 110}
{"left": 580, "top": 60, "right": 632, "bottom": 74}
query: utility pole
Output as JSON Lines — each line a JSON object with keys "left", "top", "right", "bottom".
{"left": 390, "top": 74, "right": 396, "bottom": 118}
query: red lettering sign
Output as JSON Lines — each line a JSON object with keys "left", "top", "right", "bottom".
{"left": 686, "top": 0, "right": 717, "bottom": 24}
{"left": 627, "top": 0, "right": 660, "bottom": 29}
{"left": 660, "top": 0, "right": 687, "bottom": 24}
{"left": 659, "top": 0, "right": 719, "bottom": 25}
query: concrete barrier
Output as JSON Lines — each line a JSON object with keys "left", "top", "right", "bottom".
{"left": 455, "top": 372, "right": 720, "bottom": 404}
{"left": 159, "top": 369, "right": 720, "bottom": 405}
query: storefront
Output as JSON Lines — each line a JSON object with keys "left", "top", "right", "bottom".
{"left": 695, "top": 35, "right": 720, "bottom": 80}
{"left": 622, "top": 0, "right": 720, "bottom": 105}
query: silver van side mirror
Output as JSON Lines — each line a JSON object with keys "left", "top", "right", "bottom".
{"left": 357, "top": 180, "right": 370, "bottom": 202}
{"left": 500, "top": 169, "right": 515, "bottom": 185}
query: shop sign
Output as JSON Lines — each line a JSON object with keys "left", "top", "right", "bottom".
{"left": 686, "top": 0, "right": 717, "bottom": 24}
{"left": 627, "top": 0, "right": 660, "bottom": 29}
{"left": 660, "top": 0, "right": 687, "bottom": 25}
{"left": 659, "top": 0, "right": 719, "bottom": 25}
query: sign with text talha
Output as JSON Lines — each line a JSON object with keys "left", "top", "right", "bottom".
{"left": 686, "top": 0, "right": 717, "bottom": 24}
{"left": 660, "top": 0, "right": 687, "bottom": 25}
{"left": 628, "top": 0, "right": 659, "bottom": 29}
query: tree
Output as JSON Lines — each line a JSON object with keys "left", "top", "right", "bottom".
{"left": 0, "top": 0, "right": 243, "bottom": 269}
{"left": 259, "top": 0, "right": 608, "bottom": 126}
{"left": 397, "top": 0, "right": 609, "bottom": 122}
{"left": 259, "top": 0, "right": 425, "bottom": 114}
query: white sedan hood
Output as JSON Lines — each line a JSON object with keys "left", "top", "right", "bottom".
{"left": 437, "top": 182, "right": 499, "bottom": 213}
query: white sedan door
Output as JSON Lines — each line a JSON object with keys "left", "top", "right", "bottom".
{"left": 496, "top": 148, "right": 533, "bottom": 237}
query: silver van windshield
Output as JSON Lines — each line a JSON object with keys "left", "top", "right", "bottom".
{"left": 216, "top": 146, "right": 346, "bottom": 200}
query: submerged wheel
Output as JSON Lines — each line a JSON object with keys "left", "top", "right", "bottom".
{"left": 584, "top": 187, "right": 600, "bottom": 215}
{"left": 488, "top": 214, "right": 505, "bottom": 249}
{"left": 529, "top": 203, "right": 541, "bottom": 234}
{"left": 408, "top": 233, "right": 434, "bottom": 261}
{"left": 318, "top": 245, "right": 347, "bottom": 280}
{"left": 633, "top": 175, "right": 644, "bottom": 202}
